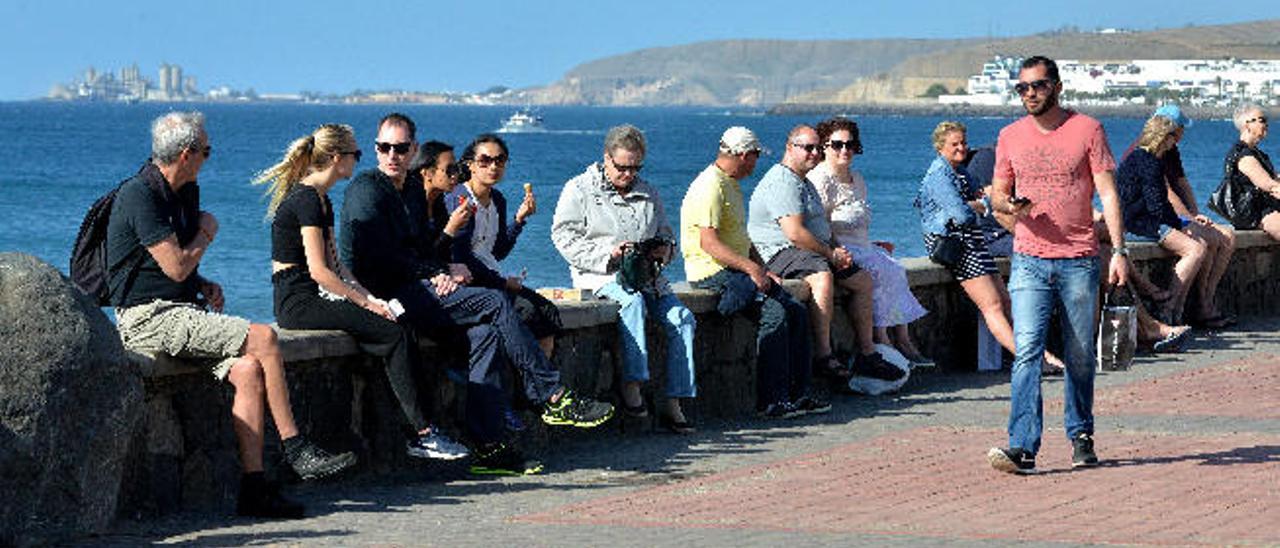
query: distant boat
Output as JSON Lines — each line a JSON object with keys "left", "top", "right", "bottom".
{"left": 496, "top": 109, "right": 545, "bottom": 133}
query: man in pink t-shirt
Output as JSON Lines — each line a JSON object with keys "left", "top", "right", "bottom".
{"left": 985, "top": 56, "right": 1131, "bottom": 476}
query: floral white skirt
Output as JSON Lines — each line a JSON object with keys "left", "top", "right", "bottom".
{"left": 844, "top": 243, "right": 928, "bottom": 327}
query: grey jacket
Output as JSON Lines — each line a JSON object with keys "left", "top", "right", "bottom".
{"left": 551, "top": 163, "right": 674, "bottom": 293}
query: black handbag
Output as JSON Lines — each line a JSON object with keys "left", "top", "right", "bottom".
{"left": 928, "top": 233, "right": 966, "bottom": 268}
{"left": 1206, "top": 176, "right": 1261, "bottom": 229}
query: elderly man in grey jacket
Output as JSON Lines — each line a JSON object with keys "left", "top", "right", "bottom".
{"left": 551, "top": 124, "right": 696, "bottom": 433}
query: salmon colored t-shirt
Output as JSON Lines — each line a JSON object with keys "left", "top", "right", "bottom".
{"left": 994, "top": 111, "right": 1116, "bottom": 258}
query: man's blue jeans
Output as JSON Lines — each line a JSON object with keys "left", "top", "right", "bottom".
{"left": 596, "top": 281, "right": 697, "bottom": 398}
{"left": 1007, "top": 253, "right": 1099, "bottom": 455}
{"left": 692, "top": 268, "right": 811, "bottom": 408}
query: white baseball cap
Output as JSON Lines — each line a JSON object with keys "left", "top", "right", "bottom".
{"left": 719, "top": 126, "right": 761, "bottom": 155}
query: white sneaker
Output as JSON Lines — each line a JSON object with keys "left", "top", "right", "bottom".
{"left": 407, "top": 428, "right": 469, "bottom": 460}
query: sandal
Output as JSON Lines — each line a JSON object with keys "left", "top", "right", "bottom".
{"left": 813, "top": 355, "right": 852, "bottom": 379}
{"left": 1193, "top": 314, "right": 1236, "bottom": 329}
{"left": 621, "top": 401, "right": 648, "bottom": 418}
{"left": 659, "top": 414, "right": 695, "bottom": 434}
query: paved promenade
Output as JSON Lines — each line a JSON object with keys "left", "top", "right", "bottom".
{"left": 95, "top": 316, "right": 1280, "bottom": 547}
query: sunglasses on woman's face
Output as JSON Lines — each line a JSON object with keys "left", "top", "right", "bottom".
{"left": 826, "top": 140, "right": 861, "bottom": 154}
{"left": 473, "top": 154, "right": 508, "bottom": 168}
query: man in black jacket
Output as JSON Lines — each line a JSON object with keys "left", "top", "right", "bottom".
{"left": 339, "top": 113, "right": 613, "bottom": 475}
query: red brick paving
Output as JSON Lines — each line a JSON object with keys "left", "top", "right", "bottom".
{"left": 518, "top": 355, "right": 1280, "bottom": 544}
{"left": 1045, "top": 353, "right": 1280, "bottom": 419}
{"left": 518, "top": 427, "right": 1280, "bottom": 545}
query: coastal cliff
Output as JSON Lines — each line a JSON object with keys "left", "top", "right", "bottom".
{"left": 518, "top": 20, "right": 1280, "bottom": 107}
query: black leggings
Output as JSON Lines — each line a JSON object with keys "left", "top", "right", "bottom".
{"left": 273, "top": 268, "right": 429, "bottom": 433}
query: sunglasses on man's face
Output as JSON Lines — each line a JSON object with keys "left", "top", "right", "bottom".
{"left": 608, "top": 155, "right": 644, "bottom": 174}
{"left": 189, "top": 144, "right": 211, "bottom": 158}
{"left": 374, "top": 141, "right": 412, "bottom": 155}
{"left": 790, "top": 142, "right": 821, "bottom": 154}
{"left": 1013, "top": 78, "right": 1055, "bottom": 96}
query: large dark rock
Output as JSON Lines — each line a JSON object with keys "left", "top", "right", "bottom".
{"left": 0, "top": 253, "right": 143, "bottom": 546}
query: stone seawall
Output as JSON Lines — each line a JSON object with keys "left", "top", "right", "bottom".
{"left": 118, "top": 231, "right": 1280, "bottom": 517}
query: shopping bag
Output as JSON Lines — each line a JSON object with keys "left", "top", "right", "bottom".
{"left": 1097, "top": 286, "right": 1137, "bottom": 372}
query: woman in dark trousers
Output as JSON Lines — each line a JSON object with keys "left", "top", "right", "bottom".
{"left": 448, "top": 134, "right": 562, "bottom": 357}
{"left": 255, "top": 124, "right": 468, "bottom": 461}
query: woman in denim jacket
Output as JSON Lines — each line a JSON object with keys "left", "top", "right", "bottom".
{"left": 916, "top": 121, "right": 1063, "bottom": 371}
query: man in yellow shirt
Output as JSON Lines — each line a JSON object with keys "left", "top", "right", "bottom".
{"left": 681, "top": 127, "right": 828, "bottom": 419}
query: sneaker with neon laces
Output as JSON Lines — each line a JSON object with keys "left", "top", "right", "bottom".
{"left": 541, "top": 390, "right": 614, "bottom": 427}
{"left": 468, "top": 444, "right": 544, "bottom": 476}
{"left": 406, "top": 428, "right": 470, "bottom": 460}
{"left": 1072, "top": 432, "right": 1099, "bottom": 468}
{"left": 987, "top": 446, "right": 1037, "bottom": 475}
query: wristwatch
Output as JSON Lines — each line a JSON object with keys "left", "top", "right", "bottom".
{"left": 1113, "top": 245, "right": 1129, "bottom": 257}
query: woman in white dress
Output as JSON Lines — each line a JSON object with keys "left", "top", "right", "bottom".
{"left": 809, "top": 117, "right": 931, "bottom": 366}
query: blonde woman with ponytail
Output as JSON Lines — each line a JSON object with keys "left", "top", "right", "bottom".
{"left": 257, "top": 124, "right": 469, "bottom": 461}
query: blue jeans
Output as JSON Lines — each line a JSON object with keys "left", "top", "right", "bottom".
{"left": 1007, "top": 254, "right": 1100, "bottom": 455}
{"left": 596, "top": 281, "right": 697, "bottom": 398}
{"left": 692, "top": 268, "right": 811, "bottom": 408}
{"left": 393, "top": 282, "right": 561, "bottom": 444}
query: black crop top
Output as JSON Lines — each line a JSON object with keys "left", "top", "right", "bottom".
{"left": 272, "top": 185, "right": 333, "bottom": 264}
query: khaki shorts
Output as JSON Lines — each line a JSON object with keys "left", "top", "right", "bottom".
{"left": 116, "top": 300, "right": 251, "bottom": 380}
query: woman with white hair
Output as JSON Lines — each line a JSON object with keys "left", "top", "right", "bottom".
{"left": 1220, "top": 104, "right": 1280, "bottom": 240}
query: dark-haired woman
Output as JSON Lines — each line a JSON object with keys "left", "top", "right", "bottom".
{"left": 448, "top": 134, "right": 562, "bottom": 358}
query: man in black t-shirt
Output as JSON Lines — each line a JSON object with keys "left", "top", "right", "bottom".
{"left": 107, "top": 112, "right": 354, "bottom": 519}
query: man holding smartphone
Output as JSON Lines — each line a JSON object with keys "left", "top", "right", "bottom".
{"left": 986, "top": 56, "right": 1130, "bottom": 475}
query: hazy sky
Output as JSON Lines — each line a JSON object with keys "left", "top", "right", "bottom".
{"left": 2, "top": 1, "right": 1276, "bottom": 100}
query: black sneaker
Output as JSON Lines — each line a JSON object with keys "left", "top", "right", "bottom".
{"left": 1072, "top": 432, "right": 1099, "bottom": 468}
{"left": 757, "top": 401, "right": 800, "bottom": 419}
{"left": 987, "top": 446, "right": 1037, "bottom": 475}
{"left": 851, "top": 352, "right": 906, "bottom": 382}
{"left": 236, "top": 479, "right": 304, "bottom": 519}
{"left": 541, "top": 390, "right": 614, "bottom": 428}
{"left": 468, "top": 444, "right": 544, "bottom": 476}
{"left": 792, "top": 395, "right": 831, "bottom": 416}
{"left": 285, "top": 439, "right": 357, "bottom": 481}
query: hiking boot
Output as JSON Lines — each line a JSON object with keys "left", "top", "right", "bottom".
{"left": 468, "top": 444, "right": 544, "bottom": 476}
{"left": 284, "top": 438, "right": 356, "bottom": 481}
{"left": 758, "top": 400, "right": 800, "bottom": 419}
{"left": 987, "top": 447, "right": 1037, "bottom": 475}
{"left": 407, "top": 428, "right": 470, "bottom": 461}
{"left": 236, "top": 476, "right": 304, "bottom": 519}
{"left": 851, "top": 352, "right": 906, "bottom": 381}
{"left": 541, "top": 390, "right": 614, "bottom": 428}
{"left": 792, "top": 395, "right": 831, "bottom": 416}
{"left": 1072, "top": 432, "right": 1099, "bottom": 468}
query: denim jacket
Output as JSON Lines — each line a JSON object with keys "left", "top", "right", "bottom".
{"left": 916, "top": 155, "right": 980, "bottom": 236}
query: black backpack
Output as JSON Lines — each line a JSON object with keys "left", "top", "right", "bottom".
{"left": 70, "top": 165, "right": 151, "bottom": 306}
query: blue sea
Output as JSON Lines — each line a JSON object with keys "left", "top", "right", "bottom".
{"left": 0, "top": 102, "right": 1249, "bottom": 322}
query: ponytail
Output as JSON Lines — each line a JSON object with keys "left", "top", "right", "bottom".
{"left": 252, "top": 124, "right": 355, "bottom": 219}
{"left": 254, "top": 134, "right": 317, "bottom": 219}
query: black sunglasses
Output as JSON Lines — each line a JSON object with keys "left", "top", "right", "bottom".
{"left": 1013, "top": 78, "right": 1055, "bottom": 96}
{"left": 444, "top": 163, "right": 461, "bottom": 177}
{"left": 826, "top": 139, "right": 862, "bottom": 154}
{"left": 189, "top": 144, "right": 211, "bottom": 158}
{"left": 790, "top": 142, "right": 821, "bottom": 154}
{"left": 374, "top": 141, "right": 412, "bottom": 155}
{"left": 608, "top": 155, "right": 643, "bottom": 174}
{"left": 1246, "top": 116, "right": 1268, "bottom": 125}
{"left": 473, "top": 154, "right": 508, "bottom": 168}
{"left": 341, "top": 149, "right": 362, "bottom": 162}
